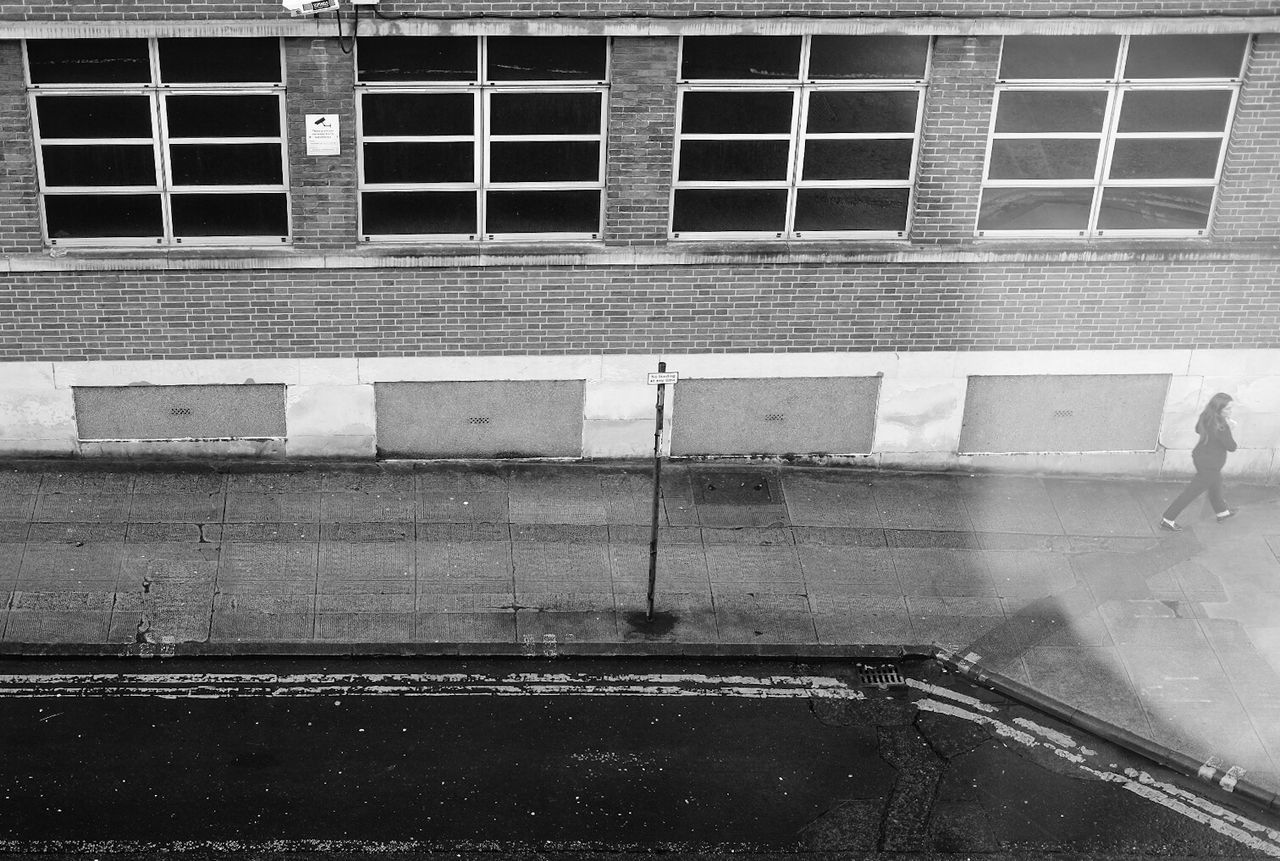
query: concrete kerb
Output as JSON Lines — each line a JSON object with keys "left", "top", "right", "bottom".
{"left": 933, "top": 646, "right": 1280, "bottom": 816}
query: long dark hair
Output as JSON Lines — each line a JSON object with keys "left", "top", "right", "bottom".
{"left": 1195, "top": 392, "right": 1233, "bottom": 436}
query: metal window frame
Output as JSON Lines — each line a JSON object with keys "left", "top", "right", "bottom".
{"left": 355, "top": 36, "right": 609, "bottom": 243}
{"left": 978, "top": 34, "right": 1248, "bottom": 239}
{"left": 24, "top": 37, "right": 290, "bottom": 248}
{"left": 670, "top": 34, "right": 928, "bottom": 241}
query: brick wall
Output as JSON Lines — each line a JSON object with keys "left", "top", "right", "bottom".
{"left": 2, "top": 262, "right": 1279, "bottom": 360}
{"left": 0, "top": 40, "right": 42, "bottom": 254}
{"left": 287, "top": 37, "right": 358, "bottom": 249}
{"left": 1215, "top": 34, "right": 1280, "bottom": 241}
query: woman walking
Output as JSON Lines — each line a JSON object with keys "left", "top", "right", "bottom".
{"left": 1160, "top": 392, "right": 1238, "bottom": 531}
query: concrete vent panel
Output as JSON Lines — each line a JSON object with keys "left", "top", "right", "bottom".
{"left": 74, "top": 384, "right": 286, "bottom": 440}
{"left": 670, "top": 377, "right": 880, "bottom": 456}
{"left": 375, "top": 380, "right": 585, "bottom": 457}
{"left": 959, "top": 374, "right": 1169, "bottom": 454}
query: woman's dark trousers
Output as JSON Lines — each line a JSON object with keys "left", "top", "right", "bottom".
{"left": 1163, "top": 468, "right": 1227, "bottom": 520}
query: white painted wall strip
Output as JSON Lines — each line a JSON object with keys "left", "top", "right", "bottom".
{"left": 0, "top": 672, "right": 865, "bottom": 700}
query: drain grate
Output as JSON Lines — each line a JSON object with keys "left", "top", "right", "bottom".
{"left": 693, "top": 471, "right": 776, "bottom": 505}
{"left": 858, "top": 665, "right": 905, "bottom": 689}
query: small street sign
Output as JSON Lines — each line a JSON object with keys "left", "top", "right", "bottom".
{"left": 647, "top": 371, "right": 679, "bottom": 385}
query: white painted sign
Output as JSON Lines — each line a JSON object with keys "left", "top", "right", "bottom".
{"left": 647, "top": 371, "right": 679, "bottom": 385}
{"left": 305, "top": 114, "right": 340, "bottom": 156}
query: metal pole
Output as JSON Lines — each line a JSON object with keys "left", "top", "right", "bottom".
{"left": 647, "top": 361, "right": 666, "bottom": 621}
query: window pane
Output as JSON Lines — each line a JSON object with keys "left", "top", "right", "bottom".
{"left": 680, "top": 36, "right": 801, "bottom": 80}
{"left": 36, "top": 95, "right": 153, "bottom": 139}
{"left": 159, "top": 38, "right": 281, "bottom": 83}
{"left": 1117, "top": 90, "right": 1233, "bottom": 133}
{"left": 171, "top": 193, "right": 288, "bottom": 237}
{"left": 167, "top": 95, "right": 281, "bottom": 138}
{"left": 678, "top": 140, "right": 791, "bottom": 181}
{"left": 809, "top": 36, "right": 929, "bottom": 80}
{"left": 989, "top": 140, "right": 1100, "bottom": 180}
{"left": 486, "top": 38, "right": 606, "bottom": 81}
{"left": 362, "top": 94, "right": 473, "bottom": 137}
{"left": 490, "top": 92, "right": 602, "bottom": 135}
{"left": 362, "top": 191, "right": 477, "bottom": 235}
{"left": 490, "top": 141, "right": 600, "bottom": 183}
{"left": 1124, "top": 35, "right": 1248, "bottom": 79}
{"left": 1109, "top": 139, "right": 1221, "bottom": 180}
{"left": 485, "top": 190, "right": 600, "bottom": 233}
{"left": 999, "top": 36, "right": 1121, "bottom": 79}
{"left": 1097, "top": 186, "right": 1214, "bottom": 230}
{"left": 170, "top": 144, "right": 283, "bottom": 185}
{"left": 356, "top": 37, "right": 477, "bottom": 82}
{"left": 363, "top": 142, "right": 474, "bottom": 184}
{"left": 672, "top": 189, "right": 788, "bottom": 232}
{"left": 802, "top": 139, "right": 914, "bottom": 180}
{"left": 794, "top": 187, "right": 910, "bottom": 231}
{"left": 994, "top": 91, "right": 1107, "bottom": 133}
{"left": 27, "top": 39, "right": 149, "bottom": 85}
{"left": 42, "top": 145, "right": 156, "bottom": 187}
{"left": 806, "top": 91, "right": 918, "bottom": 133}
{"left": 681, "top": 91, "right": 794, "bottom": 134}
{"left": 977, "top": 187, "right": 1095, "bottom": 230}
{"left": 44, "top": 194, "right": 162, "bottom": 239}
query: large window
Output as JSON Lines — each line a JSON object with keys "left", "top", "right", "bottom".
{"left": 979, "top": 35, "right": 1249, "bottom": 237}
{"left": 26, "top": 38, "right": 289, "bottom": 246}
{"left": 356, "top": 37, "right": 608, "bottom": 241}
{"left": 672, "top": 35, "right": 929, "bottom": 239}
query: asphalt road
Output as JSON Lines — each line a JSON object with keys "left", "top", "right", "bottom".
{"left": 0, "top": 656, "right": 1276, "bottom": 859}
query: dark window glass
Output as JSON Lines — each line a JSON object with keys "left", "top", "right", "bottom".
{"left": 363, "top": 142, "right": 474, "bottom": 184}
{"left": 999, "top": 36, "right": 1121, "bottom": 80}
{"left": 794, "top": 187, "right": 910, "bottom": 231}
{"left": 1117, "top": 90, "right": 1233, "bottom": 133}
{"left": 490, "top": 141, "right": 599, "bottom": 182}
{"left": 158, "top": 38, "right": 281, "bottom": 83}
{"left": 36, "top": 95, "right": 153, "bottom": 139}
{"left": 27, "top": 39, "right": 149, "bottom": 85}
{"left": 994, "top": 91, "right": 1108, "bottom": 133}
{"left": 42, "top": 145, "right": 156, "bottom": 187}
{"left": 1097, "top": 186, "right": 1214, "bottom": 230}
{"left": 806, "top": 91, "right": 918, "bottom": 133}
{"left": 490, "top": 92, "right": 602, "bottom": 135}
{"left": 809, "top": 36, "right": 929, "bottom": 80}
{"left": 678, "top": 140, "right": 791, "bottom": 181}
{"left": 681, "top": 91, "right": 794, "bottom": 134}
{"left": 680, "top": 36, "right": 801, "bottom": 80}
{"left": 1109, "top": 139, "right": 1221, "bottom": 179}
{"left": 166, "top": 95, "right": 281, "bottom": 138}
{"left": 486, "top": 38, "right": 606, "bottom": 81}
{"left": 988, "top": 140, "right": 1100, "bottom": 180}
{"left": 44, "top": 193, "right": 163, "bottom": 238}
{"left": 801, "top": 139, "right": 913, "bottom": 181}
{"left": 362, "top": 191, "right": 477, "bottom": 235}
{"left": 362, "top": 93, "right": 473, "bottom": 137}
{"left": 171, "top": 193, "right": 287, "bottom": 236}
{"left": 977, "top": 187, "right": 1095, "bottom": 230}
{"left": 356, "top": 37, "right": 477, "bottom": 82}
{"left": 169, "top": 144, "right": 283, "bottom": 185}
{"left": 671, "top": 188, "right": 788, "bottom": 232}
{"left": 1124, "top": 35, "right": 1248, "bottom": 79}
{"left": 485, "top": 190, "right": 600, "bottom": 233}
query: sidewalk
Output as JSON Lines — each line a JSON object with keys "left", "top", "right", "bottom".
{"left": 1, "top": 458, "right": 1279, "bottom": 801}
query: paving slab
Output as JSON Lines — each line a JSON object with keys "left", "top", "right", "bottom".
{"left": 129, "top": 492, "right": 225, "bottom": 523}
{"left": 782, "top": 472, "right": 882, "bottom": 527}
{"left": 705, "top": 545, "right": 803, "bottom": 593}
{"left": 0, "top": 495, "right": 35, "bottom": 520}
{"left": 224, "top": 493, "right": 321, "bottom": 523}
{"left": 872, "top": 474, "right": 974, "bottom": 532}
{"left": 1045, "top": 479, "right": 1153, "bottom": 537}
{"left": 615, "top": 592, "right": 718, "bottom": 643}
{"left": 417, "top": 611, "right": 515, "bottom": 642}
{"left": 419, "top": 491, "right": 509, "bottom": 524}
{"left": 320, "top": 492, "right": 416, "bottom": 523}
{"left": 609, "top": 543, "right": 711, "bottom": 594}
{"left": 797, "top": 545, "right": 901, "bottom": 597}
{"left": 959, "top": 475, "right": 1065, "bottom": 535}
{"left": 713, "top": 592, "right": 816, "bottom": 644}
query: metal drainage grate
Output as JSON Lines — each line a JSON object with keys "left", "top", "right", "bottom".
{"left": 858, "top": 665, "right": 906, "bottom": 689}
{"left": 694, "top": 471, "right": 776, "bottom": 505}
{"left": 170, "top": 407, "right": 192, "bottom": 416}
{"left": 763, "top": 413, "right": 785, "bottom": 422}
{"left": 1052, "top": 409, "right": 1074, "bottom": 418}
{"left": 467, "top": 416, "right": 492, "bottom": 425}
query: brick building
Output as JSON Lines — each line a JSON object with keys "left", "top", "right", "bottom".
{"left": 1, "top": 1, "right": 1278, "bottom": 480}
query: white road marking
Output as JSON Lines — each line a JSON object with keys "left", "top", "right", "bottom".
{"left": 0, "top": 672, "right": 866, "bottom": 700}
{"left": 914, "top": 696, "right": 1280, "bottom": 857}
{"left": 905, "top": 678, "right": 998, "bottom": 712}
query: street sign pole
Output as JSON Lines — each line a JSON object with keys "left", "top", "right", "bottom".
{"left": 647, "top": 361, "right": 669, "bottom": 621}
